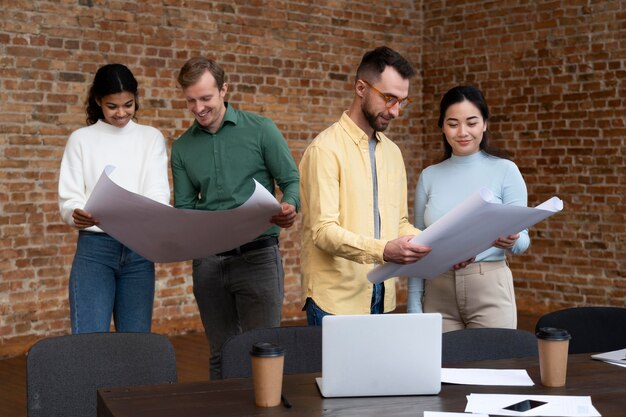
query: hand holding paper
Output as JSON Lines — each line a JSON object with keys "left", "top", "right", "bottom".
{"left": 84, "top": 166, "right": 281, "bottom": 263}
{"left": 382, "top": 235, "right": 432, "bottom": 264}
{"left": 368, "top": 188, "right": 563, "bottom": 284}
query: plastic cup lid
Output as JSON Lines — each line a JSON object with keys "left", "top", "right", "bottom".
{"left": 250, "top": 342, "right": 285, "bottom": 357}
{"left": 536, "top": 327, "right": 572, "bottom": 340}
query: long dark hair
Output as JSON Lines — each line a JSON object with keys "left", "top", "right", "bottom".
{"left": 438, "top": 85, "right": 509, "bottom": 160}
{"left": 85, "top": 64, "right": 139, "bottom": 125}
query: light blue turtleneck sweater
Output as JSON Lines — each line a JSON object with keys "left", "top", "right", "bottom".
{"left": 407, "top": 151, "right": 530, "bottom": 313}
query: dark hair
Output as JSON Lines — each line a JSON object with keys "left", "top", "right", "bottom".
{"left": 438, "top": 85, "right": 509, "bottom": 160}
{"left": 177, "top": 57, "right": 225, "bottom": 90}
{"left": 356, "top": 46, "right": 416, "bottom": 82}
{"left": 85, "top": 64, "right": 139, "bottom": 125}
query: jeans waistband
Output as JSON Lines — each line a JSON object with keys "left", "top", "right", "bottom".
{"left": 215, "top": 236, "right": 278, "bottom": 257}
{"left": 78, "top": 230, "right": 107, "bottom": 236}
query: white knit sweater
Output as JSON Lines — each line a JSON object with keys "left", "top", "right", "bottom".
{"left": 58, "top": 119, "right": 170, "bottom": 231}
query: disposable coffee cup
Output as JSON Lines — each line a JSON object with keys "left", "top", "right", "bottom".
{"left": 250, "top": 342, "right": 285, "bottom": 407}
{"left": 536, "top": 327, "right": 571, "bottom": 387}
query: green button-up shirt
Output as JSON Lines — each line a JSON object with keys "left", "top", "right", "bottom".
{"left": 171, "top": 103, "right": 300, "bottom": 240}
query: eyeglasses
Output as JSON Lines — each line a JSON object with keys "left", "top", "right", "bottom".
{"left": 361, "top": 79, "right": 412, "bottom": 110}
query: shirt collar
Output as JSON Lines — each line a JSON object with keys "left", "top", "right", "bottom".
{"left": 192, "top": 102, "right": 237, "bottom": 135}
{"left": 339, "top": 111, "right": 383, "bottom": 145}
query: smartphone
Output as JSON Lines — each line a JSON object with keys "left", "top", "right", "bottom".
{"left": 503, "top": 399, "right": 548, "bottom": 412}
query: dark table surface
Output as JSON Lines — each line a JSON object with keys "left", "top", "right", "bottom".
{"left": 98, "top": 353, "right": 626, "bottom": 417}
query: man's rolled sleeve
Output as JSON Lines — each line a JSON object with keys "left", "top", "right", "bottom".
{"left": 262, "top": 119, "right": 300, "bottom": 211}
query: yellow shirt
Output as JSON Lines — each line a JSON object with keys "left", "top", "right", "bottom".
{"left": 299, "top": 112, "right": 421, "bottom": 314}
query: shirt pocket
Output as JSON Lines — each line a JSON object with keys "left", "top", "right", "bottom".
{"left": 382, "top": 172, "right": 404, "bottom": 210}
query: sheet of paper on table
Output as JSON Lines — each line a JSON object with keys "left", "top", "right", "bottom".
{"left": 84, "top": 166, "right": 281, "bottom": 263}
{"left": 465, "top": 393, "right": 600, "bottom": 417}
{"left": 591, "top": 348, "right": 626, "bottom": 367}
{"left": 441, "top": 368, "right": 534, "bottom": 386}
{"left": 425, "top": 412, "right": 488, "bottom": 417}
{"left": 368, "top": 188, "right": 563, "bottom": 284}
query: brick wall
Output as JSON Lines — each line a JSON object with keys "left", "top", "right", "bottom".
{"left": 0, "top": 0, "right": 422, "bottom": 356}
{"left": 420, "top": 1, "right": 626, "bottom": 314}
{"left": 1, "top": 0, "right": 624, "bottom": 357}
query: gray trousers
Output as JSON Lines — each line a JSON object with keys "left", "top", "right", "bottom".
{"left": 192, "top": 244, "right": 284, "bottom": 380}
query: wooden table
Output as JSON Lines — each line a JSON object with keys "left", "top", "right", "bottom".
{"left": 97, "top": 354, "right": 626, "bottom": 417}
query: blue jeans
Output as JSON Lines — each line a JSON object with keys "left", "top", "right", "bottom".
{"left": 192, "top": 244, "right": 284, "bottom": 380}
{"left": 69, "top": 231, "right": 155, "bottom": 334}
{"left": 306, "top": 283, "right": 385, "bottom": 326}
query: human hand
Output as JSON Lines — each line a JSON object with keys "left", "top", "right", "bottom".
{"left": 72, "top": 208, "right": 99, "bottom": 229}
{"left": 494, "top": 233, "right": 519, "bottom": 249}
{"left": 270, "top": 202, "right": 297, "bottom": 228}
{"left": 383, "top": 236, "right": 432, "bottom": 264}
{"left": 452, "top": 257, "right": 475, "bottom": 270}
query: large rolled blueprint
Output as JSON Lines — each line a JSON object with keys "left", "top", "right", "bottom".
{"left": 84, "top": 166, "right": 281, "bottom": 263}
{"left": 367, "top": 188, "right": 563, "bottom": 284}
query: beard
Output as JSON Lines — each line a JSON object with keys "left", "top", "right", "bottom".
{"left": 362, "top": 101, "right": 390, "bottom": 132}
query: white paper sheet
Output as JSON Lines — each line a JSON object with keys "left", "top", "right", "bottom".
{"left": 442, "top": 368, "right": 534, "bottom": 386}
{"left": 465, "top": 393, "right": 600, "bottom": 416}
{"left": 84, "top": 166, "right": 281, "bottom": 263}
{"left": 368, "top": 188, "right": 563, "bottom": 283}
{"left": 591, "top": 348, "right": 626, "bottom": 367}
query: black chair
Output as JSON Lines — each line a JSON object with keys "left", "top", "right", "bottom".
{"left": 220, "top": 325, "right": 322, "bottom": 379}
{"left": 26, "top": 332, "right": 177, "bottom": 417}
{"left": 535, "top": 307, "right": 626, "bottom": 354}
{"left": 442, "top": 328, "right": 538, "bottom": 363}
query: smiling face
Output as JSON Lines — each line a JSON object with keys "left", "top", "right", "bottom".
{"left": 441, "top": 99, "right": 487, "bottom": 156}
{"left": 183, "top": 70, "right": 228, "bottom": 133}
{"left": 360, "top": 66, "right": 410, "bottom": 133}
{"left": 97, "top": 91, "right": 136, "bottom": 128}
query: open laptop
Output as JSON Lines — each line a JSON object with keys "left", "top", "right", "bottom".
{"left": 316, "top": 313, "right": 442, "bottom": 397}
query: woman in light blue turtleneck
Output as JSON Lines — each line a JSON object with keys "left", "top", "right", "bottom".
{"left": 407, "top": 86, "right": 529, "bottom": 332}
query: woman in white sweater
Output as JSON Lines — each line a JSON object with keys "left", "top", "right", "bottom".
{"left": 58, "top": 64, "right": 170, "bottom": 333}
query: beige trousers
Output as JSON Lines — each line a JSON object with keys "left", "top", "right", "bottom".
{"left": 423, "top": 260, "right": 517, "bottom": 332}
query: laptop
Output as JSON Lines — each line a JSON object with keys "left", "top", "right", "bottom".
{"left": 316, "top": 313, "right": 442, "bottom": 397}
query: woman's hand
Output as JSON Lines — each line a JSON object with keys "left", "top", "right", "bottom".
{"left": 452, "top": 257, "right": 475, "bottom": 270}
{"left": 72, "top": 208, "right": 99, "bottom": 229}
{"left": 494, "top": 233, "right": 519, "bottom": 249}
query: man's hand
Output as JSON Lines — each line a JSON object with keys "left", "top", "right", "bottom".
{"left": 270, "top": 202, "right": 297, "bottom": 228}
{"left": 383, "top": 236, "right": 432, "bottom": 264}
{"left": 494, "top": 233, "right": 519, "bottom": 250}
{"left": 72, "top": 208, "right": 99, "bottom": 229}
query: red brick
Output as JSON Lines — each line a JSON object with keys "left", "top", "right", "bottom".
{"left": 0, "top": 0, "right": 624, "bottom": 357}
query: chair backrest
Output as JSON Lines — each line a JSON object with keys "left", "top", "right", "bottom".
{"left": 442, "top": 328, "right": 538, "bottom": 363}
{"left": 220, "top": 325, "right": 322, "bottom": 379}
{"left": 535, "top": 307, "right": 626, "bottom": 354}
{"left": 27, "top": 332, "right": 177, "bottom": 417}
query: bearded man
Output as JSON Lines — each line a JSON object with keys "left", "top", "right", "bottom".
{"left": 299, "top": 46, "right": 432, "bottom": 324}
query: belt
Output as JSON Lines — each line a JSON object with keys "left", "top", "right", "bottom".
{"left": 216, "top": 237, "right": 278, "bottom": 257}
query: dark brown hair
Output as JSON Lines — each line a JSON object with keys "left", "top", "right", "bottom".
{"left": 356, "top": 46, "right": 416, "bottom": 82}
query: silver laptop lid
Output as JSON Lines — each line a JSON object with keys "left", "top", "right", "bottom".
{"left": 317, "top": 313, "right": 442, "bottom": 397}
